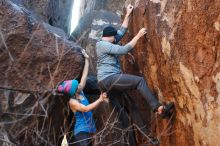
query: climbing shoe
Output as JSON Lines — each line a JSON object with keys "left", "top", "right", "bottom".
{"left": 159, "top": 102, "right": 174, "bottom": 119}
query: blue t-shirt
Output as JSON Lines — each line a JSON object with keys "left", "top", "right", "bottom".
{"left": 73, "top": 92, "right": 96, "bottom": 135}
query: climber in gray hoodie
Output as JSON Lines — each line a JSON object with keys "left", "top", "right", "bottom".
{"left": 96, "top": 4, "right": 174, "bottom": 145}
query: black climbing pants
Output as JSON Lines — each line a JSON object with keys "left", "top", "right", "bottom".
{"left": 98, "top": 74, "right": 160, "bottom": 112}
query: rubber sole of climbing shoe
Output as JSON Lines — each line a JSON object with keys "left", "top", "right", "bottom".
{"left": 160, "top": 102, "right": 174, "bottom": 119}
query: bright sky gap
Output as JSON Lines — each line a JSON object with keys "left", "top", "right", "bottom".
{"left": 70, "top": 0, "right": 81, "bottom": 34}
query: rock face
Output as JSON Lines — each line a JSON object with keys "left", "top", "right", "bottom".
{"left": 1, "top": 0, "right": 219, "bottom": 145}
{"left": 0, "top": 0, "right": 83, "bottom": 145}
{"left": 12, "top": 0, "right": 74, "bottom": 33}
{"left": 72, "top": 0, "right": 220, "bottom": 145}
{"left": 120, "top": 0, "right": 220, "bottom": 146}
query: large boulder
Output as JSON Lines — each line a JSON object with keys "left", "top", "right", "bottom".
{"left": 11, "top": 0, "right": 74, "bottom": 33}
{"left": 72, "top": 0, "right": 220, "bottom": 145}
{"left": 121, "top": 0, "right": 220, "bottom": 146}
{"left": 0, "top": 0, "right": 83, "bottom": 145}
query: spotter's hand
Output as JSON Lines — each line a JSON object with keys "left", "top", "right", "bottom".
{"left": 99, "top": 92, "right": 109, "bottom": 103}
{"left": 82, "top": 49, "right": 89, "bottom": 59}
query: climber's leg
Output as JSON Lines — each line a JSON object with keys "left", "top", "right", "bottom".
{"left": 98, "top": 74, "right": 160, "bottom": 112}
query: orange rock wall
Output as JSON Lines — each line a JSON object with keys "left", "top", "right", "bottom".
{"left": 121, "top": 0, "right": 220, "bottom": 145}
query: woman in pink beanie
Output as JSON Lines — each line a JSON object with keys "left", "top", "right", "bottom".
{"left": 58, "top": 50, "right": 107, "bottom": 146}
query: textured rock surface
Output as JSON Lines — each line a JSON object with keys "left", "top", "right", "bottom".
{"left": 11, "top": 0, "right": 74, "bottom": 33}
{"left": 120, "top": 0, "right": 220, "bottom": 146}
{"left": 0, "top": 0, "right": 83, "bottom": 145}
{"left": 72, "top": 0, "right": 220, "bottom": 145}
{"left": 1, "top": 0, "right": 219, "bottom": 145}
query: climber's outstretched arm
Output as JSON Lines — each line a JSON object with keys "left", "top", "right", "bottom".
{"left": 114, "top": 4, "right": 134, "bottom": 44}
{"left": 99, "top": 28, "right": 147, "bottom": 55}
{"left": 77, "top": 50, "right": 89, "bottom": 92}
{"left": 122, "top": 4, "right": 133, "bottom": 28}
{"left": 127, "top": 28, "right": 147, "bottom": 48}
